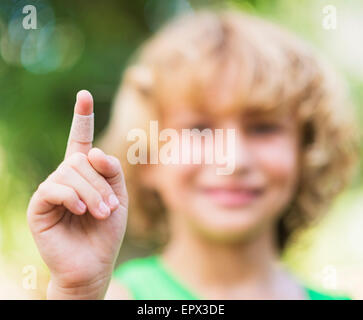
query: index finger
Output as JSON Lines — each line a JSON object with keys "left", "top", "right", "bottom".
{"left": 65, "top": 90, "right": 94, "bottom": 159}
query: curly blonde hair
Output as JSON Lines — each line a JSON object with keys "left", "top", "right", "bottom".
{"left": 98, "top": 10, "right": 359, "bottom": 250}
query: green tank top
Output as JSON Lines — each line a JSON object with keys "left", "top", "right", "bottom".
{"left": 113, "top": 255, "right": 350, "bottom": 300}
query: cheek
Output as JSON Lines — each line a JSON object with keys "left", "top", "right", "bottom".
{"left": 156, "top": 164, "right": 199, "bottom": 208}
{"left": 253, "top": 137, "right": 299, "bottom": 187}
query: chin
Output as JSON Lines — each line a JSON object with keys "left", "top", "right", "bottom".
{"left": 190, "top": 213, "right": 266, "bottom": 244}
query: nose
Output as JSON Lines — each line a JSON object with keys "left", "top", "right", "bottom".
{"left": 233, "top": 129, "right": 253, "bottom": 174}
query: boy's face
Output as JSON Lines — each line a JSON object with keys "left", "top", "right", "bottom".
{"left": 143, "top": 107, "right": 300, "bottom": 243}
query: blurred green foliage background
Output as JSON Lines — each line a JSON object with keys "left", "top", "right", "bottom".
{"left": 0, "top": 0, "right": 362, "bottom": 298}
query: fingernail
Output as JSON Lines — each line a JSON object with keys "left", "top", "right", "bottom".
{"left": 77, "top": 201, "right": 86, "bottom": 213}
{"left": 98, "top": 201, "right": 110, "bottom": 217}
{"left": 108, "top": 194, "right": 119, "bottom": 208}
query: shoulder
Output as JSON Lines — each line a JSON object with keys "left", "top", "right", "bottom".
{"left": 112, "top": 255, "right": 162, "bottom": 300}
{"left": 304, "top": 286, "right": 351, "bottom": 300}
{"left": 106, "top": 256, "right": 158, "bottom": 300}
{"left": 113, "top": 255, "right": 159, "bottom": 279}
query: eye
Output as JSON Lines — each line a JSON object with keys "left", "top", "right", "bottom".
{"left": 246, "top": 122, "right": 282, "bottom": 135}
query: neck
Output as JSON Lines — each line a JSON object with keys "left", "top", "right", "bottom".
{"left": 163, "top": 226, "right": 279, "bottom": 285}
{"left": 160, "top": 219, "right": 300, "bottom": 299}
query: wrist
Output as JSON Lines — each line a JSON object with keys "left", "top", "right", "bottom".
{"left": 47, "top": 274, "right": 111, "bottom": 300}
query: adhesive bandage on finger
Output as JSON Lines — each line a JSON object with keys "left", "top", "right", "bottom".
{"left": 69, "top": 113, "right": 94, "bottom": 143}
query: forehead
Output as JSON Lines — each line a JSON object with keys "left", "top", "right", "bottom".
{"left": 159, "top": 103, "right": 293, "bottom": 125}
{"left": 154, "top": 57, "right": 294, "bottom": 124}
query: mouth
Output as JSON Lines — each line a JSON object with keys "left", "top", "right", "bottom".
{"left": 201, "top": 186, "right": 264, "bottom": 208}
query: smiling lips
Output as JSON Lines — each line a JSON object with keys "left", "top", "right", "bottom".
{"left": 202, "top": 186, "right": 263, "bottom": 208}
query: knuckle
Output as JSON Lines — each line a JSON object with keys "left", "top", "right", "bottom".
{"left": 99, "top": 187, "right": 109, "bottom": 197}
{"left": 94, "top": 188, "right": 104, "bottom": 200}
{"left": 56, "top": 164, "right": 71, "bottom": 181}
{"left": 83, "top": 185, "right": 102, "bottom": 204}
{"left": 94, "top": 180, "right": 111, "bottom": 197}
{"left": 65, "top": 188, "right": 78, "bottom": 201}
{"left": 108, "top": 156, "right": 124, "bottom": 182}
{"left": 60, "top": 184, "right": 71, "bottom": 195}
{"left": 110, "top": 155, "right": 121, "bottom": 170}
{"left": 92, "top": 193, "right": 103, "bottom": 207}
{"left": 36, "top": 181, "right": 49, "bottom": 197}
{"left": 67, "top": 152, "right": 88, "bottom": 168}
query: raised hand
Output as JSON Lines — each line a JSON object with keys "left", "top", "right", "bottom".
{"left": 27, "top": 90, "right": 128, "bottom": 299}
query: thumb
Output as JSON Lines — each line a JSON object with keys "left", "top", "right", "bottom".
{"left": 88, "top": 148, "right": 128, "bottom": 206}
